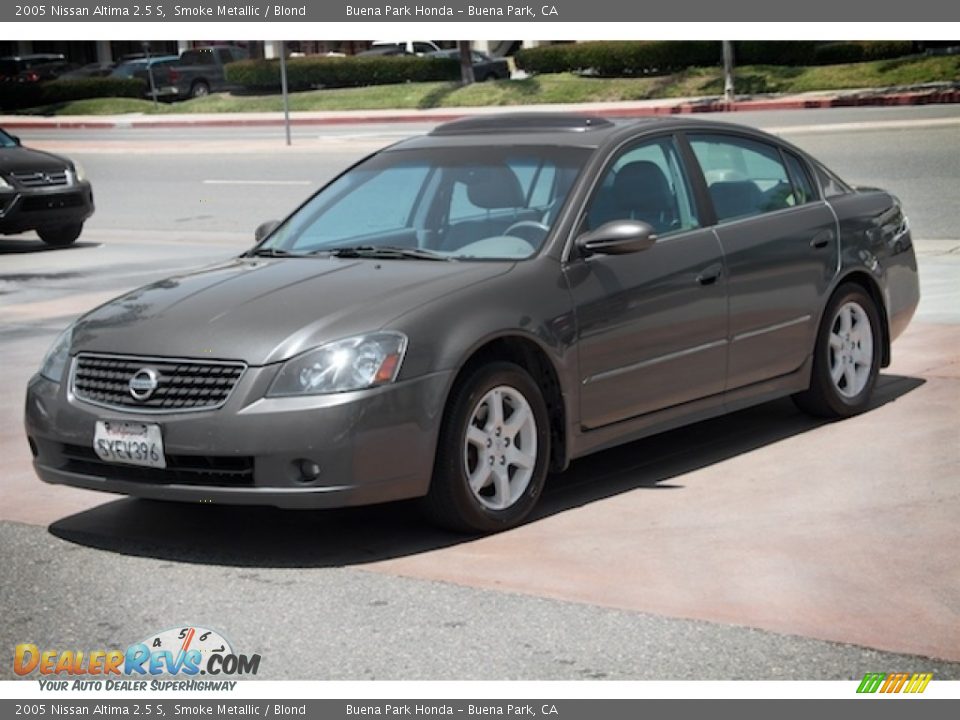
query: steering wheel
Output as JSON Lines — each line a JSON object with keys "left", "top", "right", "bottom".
{"left": 504, "top": 221, "right": 550, "bottom": 244}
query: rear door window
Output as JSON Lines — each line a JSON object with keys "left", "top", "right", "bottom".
{"left": 689, "top": 134, "right": 805, "bottom": 222}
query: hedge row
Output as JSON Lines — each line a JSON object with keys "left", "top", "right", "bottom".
{"left": 515, "top": 41, "right": 917, "bottom": 76}
{"left": 225, "top": 56, "right": 461, "bottom": 91}
{"left": 0, "top": 77, "right": 146, "bottom": 110}
{"left": 811, "top": 41, "right": 916, "bottom": 65}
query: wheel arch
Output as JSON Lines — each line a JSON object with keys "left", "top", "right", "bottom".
{"left": 830, "top": 269, "right": 891, "bottom": 368}
{"left": 442, "top": 332, "right": 569, "bottom": 474}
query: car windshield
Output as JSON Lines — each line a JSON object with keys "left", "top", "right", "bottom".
{"left": 0, "top": 130, "right": 17, "bottom": 148}
{"left": 259, "top": 146, "right": 589, "bottom": 261}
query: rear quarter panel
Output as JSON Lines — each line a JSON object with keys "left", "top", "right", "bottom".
{"left": 829, "top": 189, "right": 920, "bottom": 344}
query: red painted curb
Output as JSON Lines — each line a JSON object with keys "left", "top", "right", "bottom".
{"left": 3, "top": 90, "right": 958, "bottom": 131}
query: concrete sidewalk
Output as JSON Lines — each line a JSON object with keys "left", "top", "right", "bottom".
{"left": 2, "top": 83, "right": 959, "bottom": 130}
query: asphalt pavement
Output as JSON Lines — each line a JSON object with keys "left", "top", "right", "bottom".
{"left": 1, "top": 105, "right": 959, "bottom": 680}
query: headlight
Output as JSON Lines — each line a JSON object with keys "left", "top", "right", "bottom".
{"left": 267, "top": 332, "right": 407, "bottom": 397}
{"left": 71, "top": 162, "right": 86, "bottom": 183}
{"left": 39, "top": 325, "right": 74, "bottom": 383}
{"left": 0, "top": 175, "right": 12, "bottom": 191}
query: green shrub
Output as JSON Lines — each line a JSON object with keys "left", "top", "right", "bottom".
{"left": 225, "top": 56, "right": 461, "bottom": 92}
{"left": 733, "top": 42, "right": 819, "bottom": 67}
{"left": 516, "top": 41, "right": 721, "bottom": 76}
{"left": 812, "top": 41, "right": 915, "bottom": 65}
{"left": 514, "top": 41, "right": 920, "bottom": 78}
{"left": 0, "top": 77, "right": 146, "bottom": 111}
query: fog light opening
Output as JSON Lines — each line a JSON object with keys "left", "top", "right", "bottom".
{"left": 296, "top": 459, "right": 321, "bottom": 484}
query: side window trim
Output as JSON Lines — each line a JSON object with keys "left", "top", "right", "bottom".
{"left": 779, "top": 147, "right": 820, "bottom": 204}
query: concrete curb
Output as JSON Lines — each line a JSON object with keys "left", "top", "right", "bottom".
{"left": 3, "top": 88, "right": 959, "bottom": 131}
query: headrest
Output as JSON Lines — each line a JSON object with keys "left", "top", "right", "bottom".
{"left": 613, "top": 161, "right": 673, "bottom": 212}
{"left": 463, "top": 166, "right": 525, "bottom": 210}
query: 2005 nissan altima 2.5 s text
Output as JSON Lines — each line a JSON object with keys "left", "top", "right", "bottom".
{"left": 25, "top": 114, "right": 919, "bottom": 532}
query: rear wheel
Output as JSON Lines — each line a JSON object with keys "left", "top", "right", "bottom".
{"left": 38, "top": 223, "right": 83, "bottom": 247}
{"left": 793, "top": 284, "right": 882, "bottom": 418}
{"left": 421, "top": 362, "right": 550, "bottom": 533}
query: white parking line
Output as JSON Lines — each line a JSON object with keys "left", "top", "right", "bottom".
{"left": 763, "top": 117, "right": 960, "bottom": 135}
{"left": 202, "top": 179, "right": 312, "bottom": 185}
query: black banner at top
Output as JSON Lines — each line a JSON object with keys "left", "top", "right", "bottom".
{"left": 3, "top": 0, "right": 959, "bottom": 22}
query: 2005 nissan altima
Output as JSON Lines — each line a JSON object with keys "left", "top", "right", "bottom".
{"left": 25, "top": 114, "right": 919, "bottom": 532}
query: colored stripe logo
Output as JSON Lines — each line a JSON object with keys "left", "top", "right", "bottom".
{"left": 857, "top": 672, "right": 932, "bottom": 694}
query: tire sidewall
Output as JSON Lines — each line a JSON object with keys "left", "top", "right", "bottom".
{"left": 814, "top": 285, "right": 882, "bottom": 415}
{"left": 437, "top": 363, "right": 550, "bottom": 532}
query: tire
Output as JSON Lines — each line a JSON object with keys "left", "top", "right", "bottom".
{"left": 189, "top": 81, "right": 210, "bottom": 98}
{"left": 37, "top": 223, "right": 83, "bottom": 247}
{"left": 793, "top": 283, "right": 883, "bottom": 418}
{"left": 421, "top": 362, "right": 550, "bottom": 533}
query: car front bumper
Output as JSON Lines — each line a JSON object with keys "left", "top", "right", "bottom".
{"left": 0, "top": 181, "right": 94, "bottom": 235}
{"left": 24, "top": 365, "right": 451, "bottom": 509}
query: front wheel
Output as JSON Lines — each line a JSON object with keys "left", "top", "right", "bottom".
{"left": 189, "top": 81, "right": 210, "bottom": 98}
{"left": 421, "top": 362, "right": 550, "bottom": 533}
{"left": 793, "top": 284, "right": 882, "bottom": 418}
{"left": 38, "top": 223, "right": 83, "bottom": 247}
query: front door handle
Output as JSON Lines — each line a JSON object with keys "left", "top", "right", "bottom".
{"left": 810, "top": 229, "right": 834, "bottom": 249}
{"left": 696, "top": 264, "right": 723, "bottom": 286}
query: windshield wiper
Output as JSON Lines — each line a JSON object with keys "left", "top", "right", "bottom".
{"left": 246, "top": 247, "right": 305, "bottom": 258}
{"left": 323, "top": 245, "right": 452, "bottom": 261}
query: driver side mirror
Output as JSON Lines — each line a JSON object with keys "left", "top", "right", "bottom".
{"left": 254, "top": 220, "right": 280, "bottom": 243}
{"left": 576, "top": 220, "right": 658, "bottom": 257}
{"left": 9, "top": 134, "right": 21, "bottom": 146}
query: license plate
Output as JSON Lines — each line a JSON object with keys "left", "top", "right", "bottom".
{"left": 93, "top": 421, "right": 166, "bottom": 469}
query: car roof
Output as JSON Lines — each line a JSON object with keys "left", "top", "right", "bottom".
{"left": 387, "top": 112, "right": 802, "bottom": 155}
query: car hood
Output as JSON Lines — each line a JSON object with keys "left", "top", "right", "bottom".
{"left": 0, "top": 145, "right": 71, "bottom": 174}
{"left": 70, "top": 256, "right": 513, "bottom": 366}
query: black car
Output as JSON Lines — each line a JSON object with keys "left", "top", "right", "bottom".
{"left": 429, "top": 49, "right": 511, "bottom": 81}
{"left": 0, "top": 128, "right": 94, "bottom": 246}
{"left": 0, "top": 53, "right": 66, "bottom": 83}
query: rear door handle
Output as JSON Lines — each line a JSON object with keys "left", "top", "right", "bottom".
{"left": 810, "top": 230, "right": 834, "bottom": 249}
{"left": 697, "top": 264, "right": 723, "bottom": 286}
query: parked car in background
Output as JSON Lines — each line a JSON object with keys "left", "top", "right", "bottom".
{"left": 0, "top": 53, "right": 65, "bottom": 82}
{"left": 356, "top": 46, "right": 413, "bottom": 57}
{"left": 0, "top": 127, "right": 94, "bottom": 246}
{"left": 24, "top": 114, "right": 918, "bottom": 533}
{"left": 429, "top": 49, "right": 510, "bottom": 80}
{"left": 17, "top": 60, "right": 80, "bottom": 83}
{"left": 58, "top": 62, "right": 116, "bottom": 80}
{"left": 371, "top": 40, "right": 441, "bottom": 55}
{"left": 148, "top": 45, "right": 248, "bottom": 99}
{"left": 110, "top": 56, "right": 179, "bottom": 80}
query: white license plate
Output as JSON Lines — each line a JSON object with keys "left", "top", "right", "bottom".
{"left": 94, "top": 421, "right": 166, "bottom": 469}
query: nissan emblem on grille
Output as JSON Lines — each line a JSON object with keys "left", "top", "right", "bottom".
{"left": 128, "top": 368, "right": 160, "bottom": 401}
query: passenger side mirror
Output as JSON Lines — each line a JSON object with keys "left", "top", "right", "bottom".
{"left": 254, "top": 220, "right": 280, "bottom": 243}
{"left": 576, "top": 220, "right": 658, "bottom": 256}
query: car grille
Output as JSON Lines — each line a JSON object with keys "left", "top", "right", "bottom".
{"left": 11, "top": 170, "right": 69, "bottom": 187}
{"left": 60, "top": 444, "right": 255, "bottom": 487}
{"left": 72, "top": 354, "right": 246, "bottom": 413}
{"left": 20, "top": 192, "right": 86, "bottom": 212}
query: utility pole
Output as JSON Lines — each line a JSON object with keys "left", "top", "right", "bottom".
{"left": 722, "top": 41, "right": 735, "bottom": 104}
{"left": 279, "top": 41, "right": 291, "bottom": 146}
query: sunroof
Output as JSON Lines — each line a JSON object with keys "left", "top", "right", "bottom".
{"left": 430, "top": 113, "right": 614, "bottom": 136}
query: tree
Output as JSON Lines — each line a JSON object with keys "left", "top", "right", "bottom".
{"left": 457, "top": 41, "right": 475, "bottom": 85}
